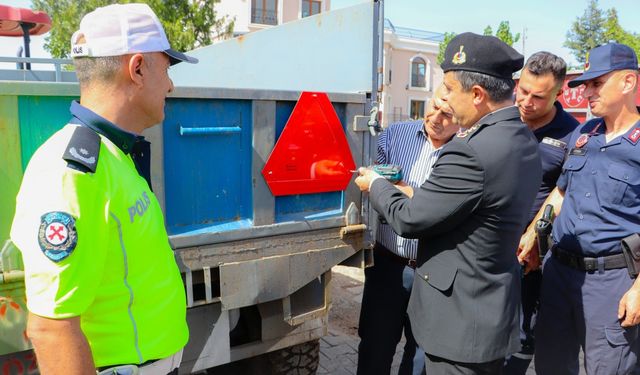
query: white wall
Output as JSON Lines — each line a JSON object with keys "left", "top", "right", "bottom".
{"left": 382, "top": 31, "right": 442, "bottom": 126}
{"left": 216, "top": 0, "right": 252, "bottom": 34}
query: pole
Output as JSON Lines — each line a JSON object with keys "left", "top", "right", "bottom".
{"left": 368, "top": 0, "right": 383, "bottom": 136}
{"left": 522, "top": 27, "right": 527, "bottom": 58}
{"left": 19, "top": 22, "right": 35, "bottom": 70}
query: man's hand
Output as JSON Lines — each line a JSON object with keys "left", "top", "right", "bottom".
{"left": 517, "top": 227, "right": 541, "bottom": 274}
{"left": 354, "top": 167, "right": 382, "bottom": 192}
{"left": 517, "top": 188, "right": 565, "bottom": 274}
{"left": 619, "top": 281, "right": 640, "bottom": 327}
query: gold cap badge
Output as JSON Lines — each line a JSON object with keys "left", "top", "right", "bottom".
{"left": 584, "top": 52, "right": 590, "bottom": 71}
{"left": 452, "top": 46, "right": 466, "bottom": 65}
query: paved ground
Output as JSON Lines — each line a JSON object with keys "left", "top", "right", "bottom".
{"left": 210, "top": 265, "right": 585, "bottom": 375}
{"left": 318, "top": 266, "right": 541, "bottom": 375}
{"left": 318, "top": 265, "right": 407, "bottom": 374}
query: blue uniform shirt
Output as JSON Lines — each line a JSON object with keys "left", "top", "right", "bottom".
{"left": 70, "top": 101, "right": 152, "bottom": 188}
{"left": 527, "top": 102, "right": 579, "bottom": 223}
{"left": 553, "top": 118, "right": 640, "bottom": 256}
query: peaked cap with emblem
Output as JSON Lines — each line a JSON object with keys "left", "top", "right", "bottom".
{"left": 441, "top": 32, "right": 524, "bottom": 79}
{"left": 568, "top": 42, "right": 638, "bottom": 88}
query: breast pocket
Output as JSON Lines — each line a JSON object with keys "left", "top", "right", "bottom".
{"left": 562, "top": 155, "right": 587, "bottom": 192}
{"left": 608, "top": 163, "right": 640, "bottom": 206}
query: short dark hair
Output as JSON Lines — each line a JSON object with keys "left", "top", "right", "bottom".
{"left": 454, "top": 70, "right": 515, "bottom": 102}
{"left": 523, "top": 51, "right": 567, "bottom": 86}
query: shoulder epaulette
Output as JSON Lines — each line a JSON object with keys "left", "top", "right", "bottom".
{"left": 456, "top": 123, "right": 483, "bottom": 139}
{"left": 62, "top": 126, "right": 101, "bottom": 173}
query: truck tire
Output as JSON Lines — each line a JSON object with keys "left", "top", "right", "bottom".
{"left": 267, "top": 339, "right": 320, "bottom": 374}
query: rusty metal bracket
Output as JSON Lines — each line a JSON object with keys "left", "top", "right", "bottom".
{"left": 282, "top": 271, "right": 332, "bottom": 326}
{"left": 352, "top": 115, "right": 371, "bottom": 132}
{"left": 340, "top": 224, "right": 366, "bottom": 239}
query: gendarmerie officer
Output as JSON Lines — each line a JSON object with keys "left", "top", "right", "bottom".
{"left": 355, "top": 32, "right": 542, "bottom": 374}
{"left": 10, "top": 4, "right": 197, "bottom": 374}
{"left": 503, "top": 52, "right": 579, "bottom": 374}
{"left": 520, "top": 43, "right": 640, "bottom": 375}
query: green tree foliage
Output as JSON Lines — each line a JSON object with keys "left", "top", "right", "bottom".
{"left": 438, "top": 21, "right": 520, "bottom": 65}
{"left": 32, "top": 0, "right": 234, "bottom": 58}
{"left": 564, "top": 0, "right": 607, "bottom": 64}
{"left": 565, "top": 0, "right": 640, "bottom": 64}
{"left": 437, "top": 32, "right": 457, "bottom": 65}
{"left": 602, "top": 8, "right": 640, "bottom": 57}
{"left": 494, "top": 21, "right": 520, "bottom": 47}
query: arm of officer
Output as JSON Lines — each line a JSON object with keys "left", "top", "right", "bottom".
{"left": 364, "top": 124, "right": 414, "bottom": 198}
{"left": 394, "top": 181, "right": 414, "bottom": 198}
{"left": 28, "top": 313, "right": 95, "bottom": 374}
{"left": 363, "top": 140, "right": 483, "bottom": 238}
{"left": 517, "top": 186, "right": 565, "bottom": 273}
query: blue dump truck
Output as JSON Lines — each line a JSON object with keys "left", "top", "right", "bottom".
{"left": 0, "top": 2, "right": 384, "bottom": 373}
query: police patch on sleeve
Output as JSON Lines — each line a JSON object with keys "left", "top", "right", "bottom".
{"left": 38, "top": 212, "right": 78, "bottom": 262}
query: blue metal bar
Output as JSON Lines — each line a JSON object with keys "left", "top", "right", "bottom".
{"left": 179, "top": 126, "right": 242, "bottom": 135}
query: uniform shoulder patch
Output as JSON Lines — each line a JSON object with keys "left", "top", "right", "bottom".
{"left": 38, "top": 211, "right": 78, "bottom": 262}
{"left": 542, "top": 137, "right": 567, "bottom": 149}
{"left": 456, "top": 123, "right": 481, "bottom": 138}
{"left": 629, "top": 128, "right": 640, "bottom": 143}
{"left": 62, "top": 126, "right": 100, "bottom": 173}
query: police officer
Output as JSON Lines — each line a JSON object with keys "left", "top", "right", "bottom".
{"left": 519, "top": 43, "right": 640, "bottom": 374}
{"left": 355, "top": 33, "right": 541, "bottom": 374}
{"left": 503, "top": 52, "right": 579, "bottom": 374}
{"left": 10, "top": 4, "right": 197, "bottom": 374}
{"left": 357, "top": 85, "right": 458, "bottom": 375}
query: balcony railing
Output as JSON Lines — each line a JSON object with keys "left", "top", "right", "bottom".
{"left": 251, "top": 8, "right": 277, "bottom": 25}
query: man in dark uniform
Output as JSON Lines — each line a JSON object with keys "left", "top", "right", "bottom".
{"left": 355, "top": 32, "right": 542, "bottom": 374}
{"left": 357, "top": 85, "right": 458, "bottom": 375}
{"left": 519, "top": 43, "right": 640, "bottom": 375}
{"left": 503, "top": 52, "right": 579, "bottom": 374}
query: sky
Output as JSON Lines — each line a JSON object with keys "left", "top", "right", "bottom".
{"left": 1, "top": 0, "right": 639, "bottom": 69}
{"left": 332, "top": 0, "right": 640, "bottom": 67}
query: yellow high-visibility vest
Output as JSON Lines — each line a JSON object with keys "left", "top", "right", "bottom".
{"left": 11, "top": 123, "right": 188, "bottom": 367}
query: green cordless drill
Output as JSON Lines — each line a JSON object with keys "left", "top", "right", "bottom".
{"left": 372, "top": 164, "right": 403, "bottom": 184}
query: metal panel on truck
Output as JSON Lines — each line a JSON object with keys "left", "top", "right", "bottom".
{"left": 0, "top": 1, "right": 381, "bottom": 372}
{"left": 163, "top": 98, "right": 253, "bottom": 235}
{"left": 170, "top": 3, "right": 374, "bottom": 94}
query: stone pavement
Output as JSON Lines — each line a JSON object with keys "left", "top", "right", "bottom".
{"left": 318, "top": 266, "right": 544, "bottom": 375}
{"left": 318, "top": 266, "right": 406, "bottom": 374}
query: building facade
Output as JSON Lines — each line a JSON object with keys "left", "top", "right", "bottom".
{"left": 214, "top": 2, "right": 443, "bottom": 127}
{"left": 381, "top": 19, "right": 444, "bottom": 127}
{"left": 216, "top": 0, "right": 331, "bottom": 35}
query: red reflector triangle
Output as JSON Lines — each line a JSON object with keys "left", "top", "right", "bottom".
{"left": 262, "top": 92, "right": 356, "bottom": 196}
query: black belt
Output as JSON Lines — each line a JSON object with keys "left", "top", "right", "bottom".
{"left": 553, "top": 247, "right": 627, "bottom": 272}
{"left": 375, "top": 244, "right": 416, "bottom": 269}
